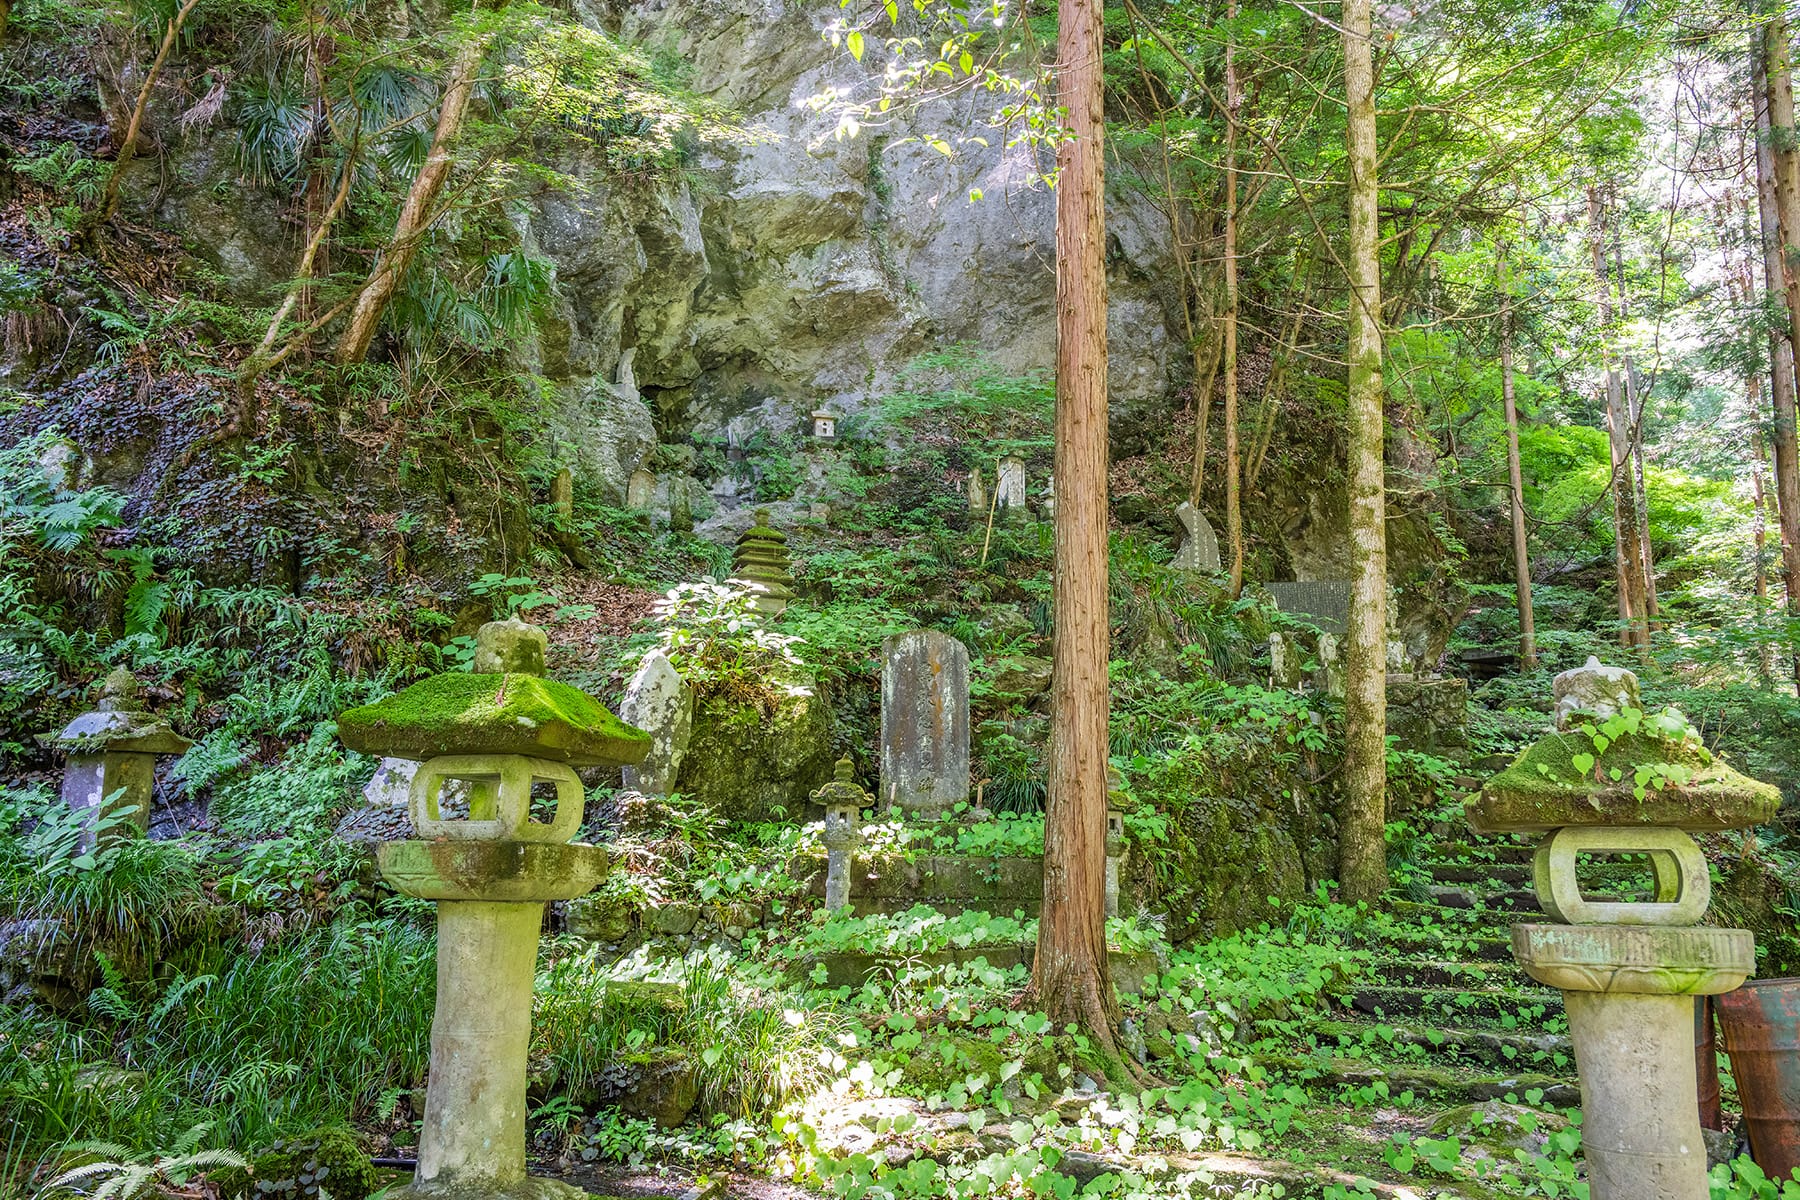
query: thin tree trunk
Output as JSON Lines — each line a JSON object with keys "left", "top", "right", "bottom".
{"left": 1187, "top": 263, "right": 1222, "bottom": 507}
{"left": 1757, "top": 15, "right": 1800, "bottom": 686}
{"left": 1614, "top": 237, "right": 1659, "bottom": 626}
{"left": 335, "top": 27, "right": 488, "bottom": 364}
{"left": 1222, "top": 0, "right": 1244, "bottom": 598}
{"left": 1336, "top": 0, "right": 1389, "bottom": 906}
{"left": 1247, "top": 248, "right": 1314, "bottom": 489}
{"left": 1035, "top": 0, "right": 1124, "bottom": 1062}
{"left": 241, "top": 143, "right": 359, "bottom": 388}
{"left": 94, "top": 0, "right": 201, "bottom": 228}
{"left": 1753, "top": 375, "right": 1776, "bottom": 685}
{"left": 1586, "top": 185, "right": 1649, "bottom": 649}
{"left": 1497, "top": 244, "right": 1537, "bottom": 670}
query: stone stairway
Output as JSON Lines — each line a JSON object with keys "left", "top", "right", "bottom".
{"left": 1268, "top": 822, "right": 1588, "bottom": 1109}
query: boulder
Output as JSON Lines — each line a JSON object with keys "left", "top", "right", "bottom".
{"left": 674, "top": 667, "right": 835, "bottom": 822}
{"left": 617, "top": 649, "right": 694, "bottom": 796}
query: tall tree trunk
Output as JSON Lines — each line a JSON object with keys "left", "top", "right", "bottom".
{"left": 335, "top": 28, "right": 488, "bottom": 365}
{"left": 1586, "top": 185, "right": 1649, "bottom": 649}
{"left": 1336, "top": 0, "right": 1389, "bottom": 906}
{"left": 1758, "top": 15, "right": 1800, "bottom": 685}
{"left": 1035, "top": 0, "right": 1123, "bottom": 1059}
{"left": 1497, "top": 245, "right": 1537, "bottom": 669}
{"left": 1222, "top": 0, "right": 1244, "bottom": 598}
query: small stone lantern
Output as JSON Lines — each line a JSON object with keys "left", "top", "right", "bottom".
{"left": 338, "top": 619, "right": 649, "bottom": 1200}
{"left": 810, "top": 409, "right": 838, "bottom": 440}
{"left": 41, "top": 668, "right": 191, "bottom": 850}
{"left": 1105, "top": 767, "right": 1130, "bottom": 919}
{"left": 811, "top": 757, "right": 869, "bottom": 911}
{"left": 1469, "top": 659, "right": 1778, "bottom": 1200}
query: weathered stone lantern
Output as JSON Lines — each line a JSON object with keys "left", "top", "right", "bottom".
{"left": 41, "top": 668, "right": 191, "bottom": 850}
{"left": 810, "top": 408, "right": 838, "bottom": 440}
{"left": 338, "top": 619, "right": 649, "bottom": 1200}
{"left": 1105, "top": 768, "right": 1130, "bottom": 919}
{"left": 812, "top": 757, "right": 869, "bottom": 911}
{"left": 1469, "top": 658, "right": 1778, "bottom": 1200}
{"left": 729, "top": 508, "right": 795, "bottom": 616}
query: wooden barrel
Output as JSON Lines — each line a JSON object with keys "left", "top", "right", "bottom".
{"left": 1718, "top": 978, "right": 1800, "bottom": 1183}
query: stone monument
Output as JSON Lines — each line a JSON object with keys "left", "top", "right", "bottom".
{"left": 617, "top": 649, "right": 692, "bottom": 797}
{"left": 811, "top": 757, "right": 869, "bottom": 910}
{"left": 967, "top": 466, "right": 987, "bottom": 515}
{"left": 879, "top": 630, "right": 970, "bottom": 815}
{"left": 337, "top": 619, "right": 649, "bottom": 1200}
{"left": 1468, "top": 660, "right": 1777, "bottom": 1200}
{"left": 729, "top": 508, "right": 795, "bottom": 616}
{"left": 1105, "top": 767, "right": 1130, "bottom": 919}
{"left": 626, "top": 468, "right": 657, "bottom": 511}
{"left": 41, "top": 668, "right": 191, "bottom": 849}
{"left": 995, "top": 456, "right": 1027, "bottom": 520}
{"left": 1171, "top": 502, "right": 1221, "bottom": 572}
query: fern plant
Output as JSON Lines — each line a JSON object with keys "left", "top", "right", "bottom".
{"left": 45, "top": 1125, "right": 247, "bottom": 1200}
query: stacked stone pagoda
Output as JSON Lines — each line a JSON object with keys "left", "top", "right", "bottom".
{"left": 42, "top": 667, "right": 191, "bottom": 849}
{"left": 337, "top": 618, "right": 648, "bottom": 1200}
{"left": 1468, "top": 657, "right": 1778, "bottom": 1200}
{"left": 729, "top": 508, "right": 794, "bottom": 615}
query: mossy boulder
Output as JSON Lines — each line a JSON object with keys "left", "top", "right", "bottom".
{"left": 674, "top": 667, "right": 834, "bottom": 822}
{"left": 1469, "top": 718, "right": 1781, "bottom": 833}
{"left": 337, "top": 672, "right": 649, "bottom": 767}
{"left": 220, "top": 1128, "right": 377, "bottom": 1200}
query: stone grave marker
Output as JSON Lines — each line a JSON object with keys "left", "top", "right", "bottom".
{"left": 995, "top": 456, "right": 1027, "bottom": 519}
{"left": 626, "top": 467, "right": 657, "bottom": 511}
{"left": 618, "top": 649, "right": 693, "bottom": 797}
{"left": 1172, "top": 502, "right": 1220, "bottom": 571}
{"left": 1266, "top": 580, "right": 1352, "bottom": 637}
{"left": 880, "top": 630, "right": 970, "bottom": 815}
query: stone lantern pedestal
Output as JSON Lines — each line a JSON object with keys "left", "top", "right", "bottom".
{"left": 338, "top": 619, "right": 649, "bottom": 1200}
{"left": 1469, "top": 659, "right": 1779, "bottom": 1200}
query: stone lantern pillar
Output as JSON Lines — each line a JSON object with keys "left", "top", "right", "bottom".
{"left": 338, "top": 619, "right": 649, "bottom": 1200}
{"left": 811, "top": 757, "right": 869, "bottom": 911}
{"left": 1468, "top": 659, "right": 1779, "bottom": 1200}
{"left": 41, "top": 668, "right": 191, "bottom": 850}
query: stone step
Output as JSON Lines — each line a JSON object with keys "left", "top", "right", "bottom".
{"left": 1257, "top": 1052, "right": 1579, "bottom": 1107}
{"left": 1305, "top": 1018, "right": 1573, "bottom": 1073}
{"left": 1345, "top": 985, "right": 1564, "bottom": 1025}
{"left": 1426, "top": 885, "right": 1541, "bottom": 914}
{"left": 1386, "top": 899, "right": 1524, "bottom": 935}
{"left": 1360, "top": 957, "right": 1534, "bottom": 992}
{"left": 1426, "top": 862, "right": 1531, "bottom": 887}
{"left": 1341, "top": 928, "right": 1515, "bottom": 962}
{"left": 1419, "top": 840, "right": 1536, "bottom": 866}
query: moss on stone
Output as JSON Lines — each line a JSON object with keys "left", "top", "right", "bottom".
{"left": 220, "top": 1128, "right": 377, "bottom": 1200}
{"left": 338, "top": 672, "right": 649, "bottom": 766}
{"left": 1469, "top": 726, "right": 1780, "bottom": 833}
{"left": 898, "top": 1030, "right": 1006, "bottom": 1095}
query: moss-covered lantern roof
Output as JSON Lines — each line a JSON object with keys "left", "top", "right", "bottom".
{"left": 338, "top": 619, "right": 649, "bottom": 767}
{"left": 1466, "top": 707, "right": 1780, "bottom": 834}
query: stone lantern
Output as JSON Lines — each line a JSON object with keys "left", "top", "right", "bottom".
{"left": 810, "top": 409, "right": 838, "bottom": 440}
{"left": 1468, "top": 658, "right": 1779, "bottom": 1200}
{"left": 729, "top": 508, "right": 795, "bottom": 616}
{"left": 811, "top": 757, "right": 869, "bottom": 911}
{"left": 1105, "top": 768, "right": 1130, "bottom": 919}
{"left": 337, "top": 618, "right": 649, "bottom": 1200}
{"left": 41, "top": 668, "right": 191, "bottom": 850}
